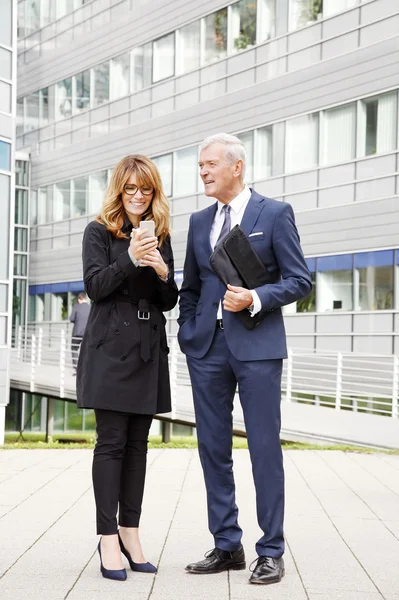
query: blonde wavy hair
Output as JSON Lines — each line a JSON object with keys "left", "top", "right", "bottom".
{"left": 96, "top": 155, "right": 171, "bottom": 247}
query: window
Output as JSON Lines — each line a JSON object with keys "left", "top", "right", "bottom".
{"left": 110, "top": 53, "right": 130, "bottom": 101}
{"left": 316, "top": 255, "right": 353, "bottom": 312}
{"left": 89, "top": 171, "right": 107, "bottom": 215}
{"left": 176, "top": 22, "right": 200, "bottom": 74}
{"left": 74, "top": 70, "right": 90, "bottom": 113}
{"left": 16, "top": 160, "right": 29, "bottom": 187}
{"left": 173, "top": 147, "right": 198, "bottom": 196}
{"left": 13, "top": 280, "right": 27, "bottom": 330}
{"left": 289, "top": 0, "right": 323, "bottom": 31}
{"left": 355, "top": 251, "right": 394, "bottom": 311}
{"left": 254, "top": 126, "right": 272, "bottom": 179}
{"left": 204, "top": 8, "right": 228, "bottom": 64}
{"left": 14, "top": 255, "right": 27, "bottom": 276}
{"left": 55, "top": 78, "right": 73, "bottom": 120}
{"left": 72, "top": 178, "right": 87, "bottom": 217}
{"left": 14, "top": 228, "right": 28, "bottom": 252}
{"left": 131, "top": 43, "right": 152, "bottom": 92}
{"left": 25, "top": 91, "right": 40, "bottom": 131}
{"left": 358, "top": 92, "right": 397, "bottom": 157}
{"left": 92, "top": 63, "right": 110, "bottom": 107}
{"left": 285, "top": 114, "right": 319, "bottom": 173}
{"left": 257, "top": 0, "right": 276, "bottom": 43}
{"left": 321, "top": 103, "right": 356, "bottom": 165}
{"left": 0, "top": 140, "right": 11, "bottom": 171}
{"left": 153, "top": 33, "right": 175, "bottom": 83}
{"left": 297, "top": 262, "right": 316, "bottom": 312}
{"left": 323, "top": 0, "right": 356, "bottom": 17}
{"left": 25, "top": 0, "right": 40, "bottom": 35}
{"left": 153, "top": 154, "right": 173, "bottom": 197}
{"left": 54, "top": 181, "right": 71, "bottom": 221}
{"left": 37, "top": 186, "right": 53, "bottom": 224}
{"left": 230, "top": 0, "right": 257, "bottom": 53}
{"left": 15, "top": 189, "right": 29, "bottom": 225}
{"left": 17, "top": 97, "right": 24, "bottom": 136}
{"left": 40, "top": 88, "right": 49, "bottom": 126}
{"left": 51, "top": 292, "right": 68, "bottom": 320}
{"left": 56, "top": 0, "right": 75, "bottom": 19}
{"left": 0, "top": 47, "right": 12, "bottom": 80}
{"left": 237, "top": 131, "right": 254, "bottom": 182}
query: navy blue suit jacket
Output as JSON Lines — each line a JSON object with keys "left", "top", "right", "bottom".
{"left": 177, "top": 191, "right": 312, "bottom": 361}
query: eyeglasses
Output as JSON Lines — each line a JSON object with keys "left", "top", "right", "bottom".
{"left": 124, "top": 184, "right": 154, "bottom": 196}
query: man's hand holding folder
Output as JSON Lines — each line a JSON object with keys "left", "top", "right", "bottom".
{"left": 210, "top": 225, "right": 273, "bottom": 330}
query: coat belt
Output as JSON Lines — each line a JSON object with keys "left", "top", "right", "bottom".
{"left": 137, "top": 299, "right": 151, "bottom": 363}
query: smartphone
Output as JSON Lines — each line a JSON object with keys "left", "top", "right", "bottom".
{"left": 139, "top": 220, "right": 155, "bottom": 239}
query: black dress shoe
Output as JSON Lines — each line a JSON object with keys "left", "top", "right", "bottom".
{"left": 249, "top": 556, "right": 285, "bottom": 585}
{"left": 186, "top": 546, "right": 246, "bottom": 574}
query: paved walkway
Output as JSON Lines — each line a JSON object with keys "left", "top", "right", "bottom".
{"left": 0, "top": 448, "right": 399, "bottom": 600}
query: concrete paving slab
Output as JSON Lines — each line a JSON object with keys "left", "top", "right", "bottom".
{"left": 1, "top": 448, "right": 398, "bottom": 600}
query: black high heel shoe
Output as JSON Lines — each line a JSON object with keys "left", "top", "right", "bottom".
{"left": 118, "top": 532, "right": 157, "bottom": 574}
{"left": 97, "top": 540, "right": 127, "bottom": 581}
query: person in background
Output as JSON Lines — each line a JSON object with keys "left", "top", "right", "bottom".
{"left": 69, "top": 291, "right": 90, "bottom": 375}
{"left": 178, "top": 133, "right": 312, "bottom": 586}
{"left": 77, "top": 155, "right": 178, "bottom": 581}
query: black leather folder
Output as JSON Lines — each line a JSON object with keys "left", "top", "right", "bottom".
{"left": 210, "top": 225, "right": 273, "bottom": 330}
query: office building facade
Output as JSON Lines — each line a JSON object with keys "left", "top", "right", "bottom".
{"left": 14, "top": 0, "right": 399, "bottom": 361}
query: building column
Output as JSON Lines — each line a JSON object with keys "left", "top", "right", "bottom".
{"left": 0, "top": 405, "right": 5, "bottom": 445}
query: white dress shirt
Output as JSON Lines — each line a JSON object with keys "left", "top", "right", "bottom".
{"left": 210, "top": 186, "right": 261, "bottom": 319}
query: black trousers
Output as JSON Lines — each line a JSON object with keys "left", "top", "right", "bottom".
{"left": 93, "top": 409, "right": 153, "bottom": 535}
{"left": 71, "top": 336, "right": 83, "bottom": 369}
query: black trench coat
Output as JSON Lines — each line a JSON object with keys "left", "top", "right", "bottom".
{"left": 76, "top": 219, "right": 178, "bottom": 415}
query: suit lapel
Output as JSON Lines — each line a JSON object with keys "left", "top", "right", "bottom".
{"left": 240, "top": 191, "right": 265, "bottom": 236}
{"left": 202, "top": 202, "right": 218, "bottom": 257}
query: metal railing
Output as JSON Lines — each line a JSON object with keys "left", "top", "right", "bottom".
{"left": 11, "top": 326, "right": 399, "bottom": 421}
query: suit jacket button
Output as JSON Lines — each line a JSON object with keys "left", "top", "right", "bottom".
{"left": 212, "top": 302, "right": 218, "bottom": 308}
{"left": 121, "top": 355, "right": 127, "bottom": 361}
{"left": 114, "top": 329, "right": 119, "bottom": 335}
{"left": 124, "top": 321, "right": 130, "bottom": 326}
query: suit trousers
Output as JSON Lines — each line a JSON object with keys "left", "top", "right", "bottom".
{"left": 186, "top": 327, "right": 285, "bottom": 558}
{"left": 93, "top": 409, "right": 153, "bottom": 535}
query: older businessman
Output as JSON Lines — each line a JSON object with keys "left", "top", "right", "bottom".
{"left": 178, "top": 133, "right": 312, "bottom": 585}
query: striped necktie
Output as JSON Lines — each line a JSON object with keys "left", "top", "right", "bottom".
{"left": 215, "top": 204, "right": 231, "bottom": 247}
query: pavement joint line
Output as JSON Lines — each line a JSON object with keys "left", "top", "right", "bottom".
{"left": 286, "top": 451, "right": 387, "bottom": 600}
{"left": 0, "top": 455, "right": 52, "bottom": 486}
{"left": 0, "top": 483, "right": 93, "bottom": 580}
{"left": 63, "top": 548, "right": 97, "bottom": 600}
{"left": 348, "top": 452, "right": 399, "bottom": 499}
{"left": 227, "top": 568, "right": 231, "bottom": 600}
{"left": 147, "top": 449, "right": 194, "bottom": 600}
{"left": 285, "top": 537, "right": 311, "bottom": 600}
{"left": 379, "top": 454, "right": 399, "bottom": 471}
{"left": 0, "top": 456, "right": 84, "bottom": 522}
{"left": 318, "top": 451, "right": 399, "bottom": 545}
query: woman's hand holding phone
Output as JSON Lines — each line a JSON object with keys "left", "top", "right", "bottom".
{"left": 140, "top": 248, "right": 168, "bottom": 280}
{"left": 129, "top": 229, "right": 157, "bottom": 261}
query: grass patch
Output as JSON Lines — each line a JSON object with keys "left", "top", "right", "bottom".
{"left": 1, "top": 432, "right": 398, "bottom": 453}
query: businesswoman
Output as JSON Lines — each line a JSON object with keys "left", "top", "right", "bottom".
{"left": 77, "top": 155, "right": 178, "bottom": 581}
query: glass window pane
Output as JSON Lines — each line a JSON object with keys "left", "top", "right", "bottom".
{"left": 89, "top": 171, "right": 107, "bottom": 215}
{"left": 51, "top": 292, "right": 68, "bottom": 320}
{"left": 204, "top": 9, "right": 228, "bottom": 64}
{"left": 177, "top": 22, "right": 200, "bottom": 75}
{"left": 153, "top": 154, "right": 173, "bottom": 197}
{"left": 93, "top": 63, "right": 110, "bottom": 107}
{"left": 173, "top": 147, "right": 198, "bottom": 196}
{"left": 72, "top": 177, "right": 87, "bottom": 217}
{"left": 15, "top": 189, "right": 29, "bottom": 224}
{"left": 40, "top": 88, "right": 49, "bottom": 126}
{"left": 321, "top": 103, "right": 356, "bottom": 165}
{"left": 25, "top": 91, "right": 40, "bottom": 131}
{"left": 153, "top": 33, "right": 175, "bottom": 83}
{"left": 323, "top": 0, "right": 356, "bottom": 18}
{"left": 289, "top": 0, "right": 323, "bottom": 31}
{"left": 237, "top": 131, "right": 254, "bottom": 182}
{"left": 26, "top": 0, "right": 40, "bottom": 35}
{"left": 285, "top": 114, "right": 319, "bottom": 173}
{"left": 37, "top": 185, "right": 53, "bottom": 223}
{"left": 131, "top": 43, "right": 152, "bottom": 93}
{"left": 231, "top": 0, "right": 257, "bottom": 54}
{"left": 316, "top": 269, "right": 353, "bottom": 312}
{"left": 54, "top": 181, "right": 71, "bottom": 221}
{"left": 355, "top": 251, "right": 394, "bottom": 311}
{"left": 55, "top": 78, "right": 73, "bottom": 120}
{"left": 0, "top": 47, "right": 12, "bottom": 80}
{"left": 74, "top": 70, "right": 90, "bottom": 113}
{"left": 258, "top": 0, "right": 276, "bottom": 42}
{"left": 14, "top": 227, "right": 28, "bottom": 252}
{"left": 254, "top": 126, "right": 272, "bottom": 179}
{"left": 110, "top": 53, "right": 130, "bottom": 100}
{"left": 17, "top": 97, "right": 24, "bottom": 136}
{"left": 297, "top": 271, "right": 316, "bottom": 312}
{"left": 13, "top": 279, "right": 27, "bottom": 330}
{"left": 0, "top": 140, "right": 11, "bottom": 171}
{"left": 14, "top": 254, "right": 27, "bottom": 276}
{"left": 16, "top": 160, "right": 29, "bottom": 187}
{"left": 56, "top": 0, "right": 75, "bottom": 19}
{"left": 360, "top": 91, "right": 397, "bottom": 157}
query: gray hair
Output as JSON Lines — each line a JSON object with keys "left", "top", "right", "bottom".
{"left": 199, "top": 133, "right": 247, "bottom": 178}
